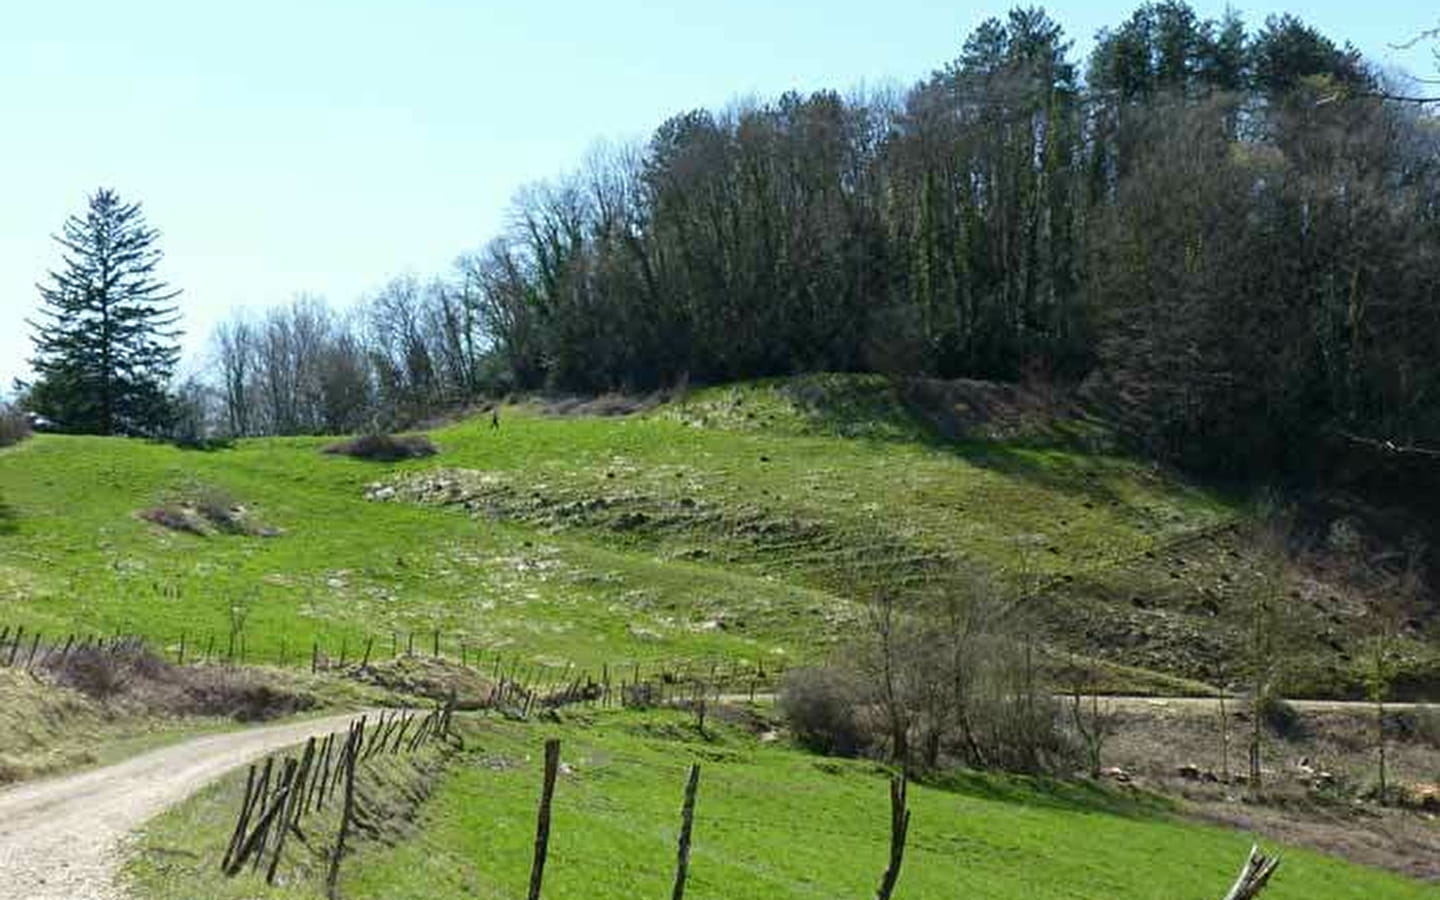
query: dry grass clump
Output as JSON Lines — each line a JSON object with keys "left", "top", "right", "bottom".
{"left": 344, "top": 655, "right": 493, "bottom": 709}
{"left": 0, "top": 404, "right": 32, "bottom": 448}
{"left": 42, "top": 642, "right": 315, "bottom": 722}
{"left": 138, "top": 482, "right": 279, "bottom": 537}
{"left": 323, "top": 433, "right": 438, "bottom": 462}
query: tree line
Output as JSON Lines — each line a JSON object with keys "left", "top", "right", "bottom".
{"left": 23, "top": 4, "right": 1440, "bottom": 485}
{"left": 200, "top": 4, "right": 1438, "bottom": 481}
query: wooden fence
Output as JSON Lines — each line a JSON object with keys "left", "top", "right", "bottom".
{"left": 220, "top": 702, "right": 455, "bottom": 896}
{"left": 0, "top": 621, "right": 782, "bottom": 715}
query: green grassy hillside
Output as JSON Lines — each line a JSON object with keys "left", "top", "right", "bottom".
{"left": 0, "top": 376, "right": 1248, "bottom": 685}
{"left": 127, "top": 709, "right": 1435, "bottom": 900}
{"left": 0, "top": 375, "right": 1420, "bottom": 692}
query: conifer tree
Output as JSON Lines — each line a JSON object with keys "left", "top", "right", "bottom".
{"left": 26, "top": 188, "right": 182, "bottom": 434}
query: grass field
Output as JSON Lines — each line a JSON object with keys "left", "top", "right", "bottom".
{"left": 0, "top": 376, "right": 1253, "bottom": 688}
{"left": 127, "top": 708, "right": 1437, "bottom": 900}
{"left": 7, "top": 375, "right": 1439, "bottom": 896}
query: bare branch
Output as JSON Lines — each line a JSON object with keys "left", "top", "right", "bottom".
{"left": 1335, "top": 429, "right": 1440, "bottom": 459}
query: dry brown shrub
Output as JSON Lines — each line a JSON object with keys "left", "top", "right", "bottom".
{"left": 0, "top": 405, "right": 32, "bottom": 447}
{"left": 323, "top": 433, "right": 439, "bottom": 461}
{"left": 138, "top": 483, "right": 279, "bottom": 537}
{"left": 138, "top": 505, "right": 208, "bottom": 535}
{"left": 42, "top": 643, "right": 314, "bottom": 721}
{"left": 779, "top": 667, "right": 872, "bottom": 758}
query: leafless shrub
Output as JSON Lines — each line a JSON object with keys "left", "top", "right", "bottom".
{"left": 48, "top": 644, "right": 147, "bottom": 699}
{"left": 0, "top": 404, "right": 33, "bottom": 447}
{"left": 323, "top": 433, "right": 438, "bottom": 461}
{"left": 781, "top": 568, "right": 1072, "bottom": 775}
{"left": 1259, "top": 695, "right": 1309, "bottom": 741}
{"left": 1061, "top": 660, "right": 1121, "bottom": 778}
{"left": 41, "top": 643, "right": 314, "bottom": 721}
{"left": 779, "top": 667, "right": 870, "bottom": 757}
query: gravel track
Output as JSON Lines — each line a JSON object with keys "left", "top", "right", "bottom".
{"left": 0, "top": 710, "right": 374, "bottom": 900}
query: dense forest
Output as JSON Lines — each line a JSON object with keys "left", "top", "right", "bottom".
{"left": 197, "top": 3, "right": 1440, "bottom": 482}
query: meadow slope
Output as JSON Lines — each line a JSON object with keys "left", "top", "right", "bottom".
{"left": 0, "top": 375, "right": 1426, "bottom": 692}
{"left": 127, "top": 710, "right": 1437, "bottom": 900}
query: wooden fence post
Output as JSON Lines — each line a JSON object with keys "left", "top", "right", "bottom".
{"left": 671, "top": 763, "right": 701, "bottom": 900}
{"left": 875, "top": 774, "right": 910, "bottom": 900}
{"left": 266, "top": 738, "right": 316, "bottom": 884}
{"left": 221, "top": 764, "right": 258, "bottom": 872}
{"left": 326, "top": 740, "right": 358, "bottom": 900}
{"left": 527, "top": 738, "right": 561, "bottom": 900}
{"left": 6, "top": 626, "right": 22, "bottom": 666}
{"left": 1221, "top": 845, "right": 1281, "bottom": 900}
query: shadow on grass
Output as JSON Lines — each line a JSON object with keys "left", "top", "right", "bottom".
{"left": 767, "top": 374, "right": 1170, "bottom": 516}
{"left": 158, "top": 437, "right": 237, "bottom": 453}
{"left": 928, "top": 768, "right": 1176, "bottom": 821}
{"left": 0, "top": 495, "right": 16, "bottom": 535}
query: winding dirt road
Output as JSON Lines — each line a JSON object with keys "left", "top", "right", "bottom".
{"left": 0, "top": 710, "right": 373, "bottom": 900}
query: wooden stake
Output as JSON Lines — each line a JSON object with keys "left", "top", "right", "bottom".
{"left": 1221, "top": 845, "right": 1281, "bottom": 900}
{"left": 527, "top": 739, "right": 561, "bottom": 900}
{"left": 221, "top": 764, "right": 258, "bottom": 871}
{"left": 875, "top": 775, "right": 910, "bottom": 900}
{"left": 326, "top": 744, "right": 358, "bottom": 899}
{"left": 671, "top": 764, "right": 701, "bottom": 900}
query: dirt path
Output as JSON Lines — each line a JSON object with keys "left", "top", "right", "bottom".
{"left": 0, "top": 710, "right": 374, "bottom": 900}
{"left": 722, "top": 693, "right": 1428, "bottom": 713}
{"left": 1100, "top": 696, "right": 1429, "bottom": 714}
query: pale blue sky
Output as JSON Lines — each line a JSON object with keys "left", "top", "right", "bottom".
{"left": 2, "top": 1, "right": 1434, "bottom": 390}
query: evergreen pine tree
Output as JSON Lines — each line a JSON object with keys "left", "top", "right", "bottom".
{"left": 26, "top": 188, "right": 182, "bottom": 435}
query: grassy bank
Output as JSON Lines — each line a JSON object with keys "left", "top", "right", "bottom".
{"left": 0, "top": 377, "right": 1252, "bottom": 688}
{"left": 128, "top": 708, "right": 1436, "bottom": 900}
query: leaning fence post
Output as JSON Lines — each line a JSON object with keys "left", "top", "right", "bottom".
{"left": 325, "top": 741, "right": 358, "bottom": 900}
{"left": 671, "top": 763, "right": 701, "bottom": 900}
{"left": 266, "top": 737, "right": 317, "bottom": 884}
{"left": 7, "top": 626, "right": 22, "bottom": 666}
{"left": 221, "top": 764, "right": 258, "bottom": 872}
{"left": 875, "top": 774, "right": 910, "bottom": 900}
{"left": 527, "top": 738, "right": 561, "bottom": 900}
{"left": 1221, "top": 844, "right": 1281, "bottom": 900}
